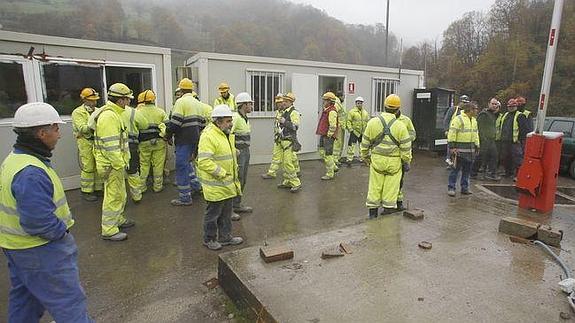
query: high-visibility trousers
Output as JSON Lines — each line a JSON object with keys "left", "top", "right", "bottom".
{"left": 346, "top": 133, "right": 362, "bottom": 162}
{"left": 319, "top": 136, "right": 336, "bottom": 177}
{"left": 333, "top": 128, "right": 345, "bottom": 161}
{"left": 279, "top": 140, "right": 301, "bottom": 187}
{"left": 265, "top": 142, "right": 283, "bottom": 177}
{"left": 366, "top": 156, "right": 402, "bottom": 209}
{"left": 139, "top": 139, "right": 166, "bottom": 193}
{"left": 77, "top": 139, "right": 99, "bottom": 194}
{"left": 98, "top": 167, "right": 127, "bottom": 236}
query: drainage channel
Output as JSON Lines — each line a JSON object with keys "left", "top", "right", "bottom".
{"left": 477, "top": 184, "right": 575, "bottom": 207}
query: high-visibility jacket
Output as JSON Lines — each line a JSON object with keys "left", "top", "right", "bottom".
{"left": 137, "top": 104, "right": 168, "bottom": 142}
{"left": 94, "top": 101, "right": 130, "bottom": 170}
{"left": 334, "top": 97, "right": 347, "bottom": 130}
{"left": 521, "top": 110, "right": 532, "bottom": 118}
{"left": 122, "top": 106, "right": 149, "bottom": 145}
{"left": 167, "top": 93, "right": 205, "bottom": 146}
{"left": 360, "top": 112, "right": 412, "bottom": 164}
{"left": 396, "top": 114, "right": 416, "bottom": 142}
{"left": 213, "top": 94, "right": 236, "bottom": 111}
{"left": 500, "top": 111, "right": 521, "bottom": 143}
{"left": 346, "top": 106, "right": 369, "bottom": 137}
{"left": 199, "top": 101, "right": 213, "bottom": 130}
{"left": 448, "top": 112, "right": 479, "bottom": 157}
{"left": 316, "top": 105, "right": 338, "bottom": 138}
{"left": 276, "top": 106, "right": 300, "bottom": 142}
{"left": 232, "top": 111, "right": 251, "bottom": 149}
{"left": 72, "top": 104, "right": 95, "bottom": 140}
{"left": 197, "top": 123, "right": 241, "bottom": 202}
{"left": 495, "top": 113, "right": 504, "bottom": 141}
{"left": 0, "top": 153, "right": 74, "bottom": 249}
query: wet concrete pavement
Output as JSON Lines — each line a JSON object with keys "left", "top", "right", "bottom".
{"left": 1, "top": 152, "right": 575, "bottom": 322}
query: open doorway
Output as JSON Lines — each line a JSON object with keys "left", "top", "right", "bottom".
{"left": 318, "top": 75, "right": 345, "bottom": 113}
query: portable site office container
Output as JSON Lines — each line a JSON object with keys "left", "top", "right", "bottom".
{"left": 186, "top": 52, "right": 425, "bottom": 164}
{"left": 0, "top": 31, "right": 173, "bottom": 190}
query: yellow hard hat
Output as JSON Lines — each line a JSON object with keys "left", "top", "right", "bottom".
{"left": 137, "top": 90, "right": 156, "bottom": 104}
{"left": 218, "top": 82, "right": 230, "bottom": 93}
{"left": 283, "top": 92, "right": 296, "bottom": 102}
{"left": 108, "top": 83, "right": 134, "bottom": 99}
{"left": 322, "top": 92, "right": 337, "bottom": 102}
{"left": 80, "top": 88, "right": 100, "bottom": 101}
{"left": 384, "top": 94, "right": 401, "bottom": 109}
{"left": 275, "top": 93, "right": 284, "bottom": 103}
{"left": 178, "top": 78, "right": 194, "bottom": 90}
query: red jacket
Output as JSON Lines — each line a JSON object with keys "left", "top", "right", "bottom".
{"left": 316, "top": 104, "right": 338, "bottom": 138}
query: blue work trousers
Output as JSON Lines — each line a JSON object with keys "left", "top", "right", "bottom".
{"left": 2, "top": 234, "right": 93, "bottom": 323}
{"left": 175, "top": 144, "right": 194, "bottom": 202}
{"left": 448, "top": 156, "right": 472, "bottom": 191}
{"left": 189, "top": 161, "right": 202, "bottom": 193}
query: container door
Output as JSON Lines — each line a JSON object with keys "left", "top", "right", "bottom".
{"left": 292, "top": 73, "right": 319, "bottom": 154}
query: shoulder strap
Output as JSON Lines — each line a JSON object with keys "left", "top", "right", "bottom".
{"left": 371, "top": 115, "right": 400, "bottom": 148}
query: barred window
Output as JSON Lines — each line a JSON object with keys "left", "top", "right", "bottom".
{"left": 372, "top": 78, "right": 399, "bottom": 114}
{"left": 247, "top": 71, "right": 284, "bottom": 116}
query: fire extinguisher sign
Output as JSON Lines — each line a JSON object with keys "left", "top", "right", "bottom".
{"left": 348, "top": 82, "right": 355, "bottom": 94}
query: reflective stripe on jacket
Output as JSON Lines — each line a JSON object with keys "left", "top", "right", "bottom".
{"left": 72, "top": 104, "right": 94, "bottom": 140}
{"left": 137, "top": 104, "right": 168, "bottom": 142}
{"left": 316, "top": 105, "right": 338, "bottom": 138}
{"left": 94, "top": 101, "right": 130, "bottom": 169}
{"left": 500, "top": 111, "right": 520, "bottom": 143}
{"left": 360, "top": 112, "right": 412, "bottom": 164}
{"left": 197, "top": 123, "right": 241, "bottom": 202}
{"left": 346, "top": 106, "right": 369, "bottom": 137}
{"left": 232, "top": 112, "right": 251, "bottom": 149}
{"left": 397, "top": 114, "right": 416, "bottom": 142}
{"left": 448, "top": 113, "right": 479, "bottom": 153}
{"left": 167, "top": 93, "right": 204, "bottom": 146}
{"left": 0, "top": 153, "right": 73, "bottom": 249}
{"left": 122, "top": 106, "right": 149, "bottom": 144}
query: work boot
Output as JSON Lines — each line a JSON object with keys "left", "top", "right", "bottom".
{"left": 277, "top": 183, "right": 290, "bottom": 189}
{"left": 368, "top": 208, "right": 378, "bottom": 219}
{"left": 95, "top": 190, "right": 104, "bottom": 197}
{"left": 396, "top": 201, "right": 406, "bottom": 211}
{"left": 132, "top": 198, "right": 141, "bottom": 204}
{"left": 346, "top": 160, "right": 353, "bottom": 168}
{"left": 234, "top": 205, "right": 253, "bottom": 213}
{"left": 447, "top": 189, "right": 456, "bottom": 197}
{"left": 461, "top": 189, "right": 472, "bottom": 195}
{"left": 81, "top": 192, "right": 98, "bottom": 202}
{"left": 203, "top": 240, "right": 222, "bottom": 251}
{"left": 119, "top": 219, "right": 136, "bottom": 229}
{"left": 220, "top": 237, "right": 244, "bottom": 246}
{"left": 321, "top": 175, "right": 334, "bottom": 180}
{"left": 261, "top": 173, "right": 276, "bottom": 179}
{"left": 102, "top": 232, "right": 128, "bottom": 241}
{"left": 171, "top": 198, "right": 192, "bottom": 206}
{"left": 231, "top": 212, "right": 241, "bottom": 221}
{"left": 290, "top": 185, "right": 302, "bottom": 193}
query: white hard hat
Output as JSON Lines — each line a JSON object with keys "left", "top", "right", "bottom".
{"left": 355, "top": 96, "right": 365, "bottom": 102}
{"left": 235, "top": 92, "right": 253, "bottom": 104}
{"left": 13, "top": 102, "right": 65, "bottom": 128}
{"left": 211, "top": 104, "right": 233, "bottom": 118}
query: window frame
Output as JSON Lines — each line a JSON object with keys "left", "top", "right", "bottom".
{"left": 0, "top": 55, "right": 40, "bottom": 124}
{"left": 245, "top": 69, "right": 285, "bottom": 117}
{"left": 371, "top": 77, "right": 400, "bottom": 116}
{"left": 549, "top": 120, "right": 574, "bottom": 137}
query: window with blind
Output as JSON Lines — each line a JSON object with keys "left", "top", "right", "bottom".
{"left": 372, "top": 78, "right": 400, "bottom": 114}
{"left": 247, "top": 71, "right": 284, "bottom": 116}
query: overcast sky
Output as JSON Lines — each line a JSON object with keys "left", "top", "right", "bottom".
{"left": 287, "top": 0, "right": 496, "bottom": 46}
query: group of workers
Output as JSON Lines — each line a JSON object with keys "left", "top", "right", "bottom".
{"left": 0, "top": 71, "right": 420, "bottom": 321}
{"left": 444, "top": 94, "right": 533, "bottom": 196}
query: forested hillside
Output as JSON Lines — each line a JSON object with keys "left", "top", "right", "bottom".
{"left": 1, "top": 0, "right": 573, "bottom": 115}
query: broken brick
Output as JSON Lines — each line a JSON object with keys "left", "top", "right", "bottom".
{"left": 260, "top": 246, "right": 294, "bottom": 263}
{"left": 321, "top": 246, "right": 345, "bottom": 259}
{"left": 537, "top": 225, "right": 562, "bottom": 247}
{"left": 403, "top": 208, "right": 424, "bottom": 220}
{"left": 498, "top": 217, "right": 540, "bottom": 239}
{"left": 339, "top": 243, "right": 352, "bottom": 254}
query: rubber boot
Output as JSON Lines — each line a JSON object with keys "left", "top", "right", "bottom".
{"left": 368, "top": 208, "right": 378, "bottom": 219}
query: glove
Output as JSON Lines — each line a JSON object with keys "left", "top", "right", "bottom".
{"left": 402, "top": 163, "right": 410, "bottom": 173}
{"left": 279, "top": 117, "right": 286, "bottom": 124}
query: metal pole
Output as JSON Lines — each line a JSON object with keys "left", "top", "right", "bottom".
{"left": 535, "top": 0, "right": 564, "bottom": 134}
{"left": 385, "top": 0, "right": 390, "bottom": 66}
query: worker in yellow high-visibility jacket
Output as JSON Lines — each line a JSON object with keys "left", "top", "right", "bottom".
{"left": 345, "top": 96, "right": 370, "bottom": 165}
{"left": 72, "top": 87, "right": 101, "bottom": 202}
{"left": 213, "top": 82, "right": 236, "bottom": 111}
{"left": 261, "top": 93, "right": 286, "bottom": 179}
{"left": 361, "top": 94, "right": 412, "bottom": 219}
{"left": 393, "top": 101, "right": 416, "bottom": 210}
{"left": 93, "top": 83, "right": 135, "bottom": 241}
{"left": 122, "top": 104, "right": 149, "bottom": 203}
{"left": 137, "top": 90, "right": 168, "bottom": 193}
